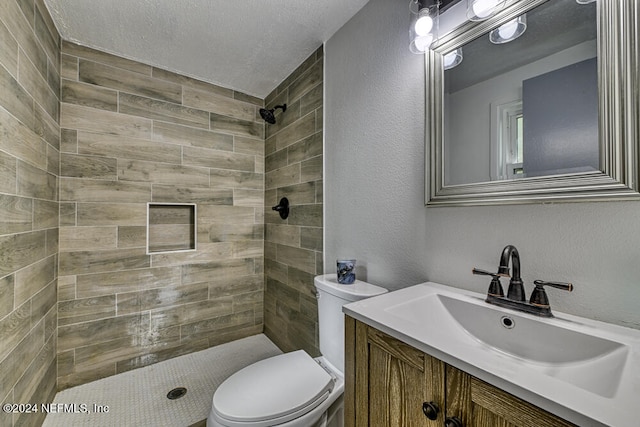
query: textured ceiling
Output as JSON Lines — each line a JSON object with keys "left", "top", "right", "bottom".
{"left": 44, "top": 0, "right": 371, "bottom": 99}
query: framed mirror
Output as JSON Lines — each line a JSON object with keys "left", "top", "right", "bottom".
{"left": 426, "top": 0, "right": 639, "bottom": 206}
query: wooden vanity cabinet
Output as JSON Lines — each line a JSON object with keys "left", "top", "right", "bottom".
{"left": 345, "top": 317, "right": 576, "bottom": 427}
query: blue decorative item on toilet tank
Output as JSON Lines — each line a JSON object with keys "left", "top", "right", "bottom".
{"left": 336, "top": 259, "right": 356, "bottom": 284}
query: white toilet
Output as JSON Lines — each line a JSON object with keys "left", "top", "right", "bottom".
{"left": 207, "top": 273, "right": 387, "bottom": 427}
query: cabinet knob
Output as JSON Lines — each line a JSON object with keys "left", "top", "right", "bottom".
{"left": 444, "top": 416, "right": 463, "bottom": 427}
{"left": 422, "top": 401, "right": 440, "bottom": 420}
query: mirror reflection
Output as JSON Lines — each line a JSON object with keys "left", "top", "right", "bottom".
{"left": 443, "top": 0, "right": 597, "bottom": 186}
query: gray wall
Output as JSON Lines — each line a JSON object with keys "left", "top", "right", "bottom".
{"left": 523, "top": 57, "right": 599, "bottom": 176}
{"left": 324, "top": 0, "right": 640, "bottom": 330}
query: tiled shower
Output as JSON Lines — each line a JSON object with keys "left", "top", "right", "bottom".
{"left": 0, "top": 0, "right": 324, "bottom": 425}
{"left": 264, "top": 49, "right": 324, "bottom": 357}
{"left": 56, "top": 41, "right": 268, "bottom": 389}
{"left": 1, "top": 0, "right": 60, "bottom": 426}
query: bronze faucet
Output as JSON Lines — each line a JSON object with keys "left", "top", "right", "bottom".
{"left": 497, "top": 244, "right": 525, "bottom": 301}
{"left": 473, "top": 245, "right": 573, "bottom": 317}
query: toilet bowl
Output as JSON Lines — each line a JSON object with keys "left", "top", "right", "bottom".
{"left": 207, "top": 274, "right": 387, "bottom": 427}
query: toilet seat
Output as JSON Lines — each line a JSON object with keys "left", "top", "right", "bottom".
{"left": 212, "top": 350, "right": 335, "bottom": 427}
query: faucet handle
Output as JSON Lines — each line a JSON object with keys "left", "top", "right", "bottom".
{"left": 472, "top": 268, "right": 504, "bottom": 297}
{"left": 530, "top": 280, "right": 573, "bottom": 307}
{"left": 533, "top": 280, "right": 573, "bottom": 292}
{"left": 472, "top": 268, "right": 497, "bottom": 277}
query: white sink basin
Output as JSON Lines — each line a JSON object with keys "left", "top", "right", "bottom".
{"left": 385, "top": 292, "right": 629, "bottom": 398}
{"left": 343, "top": 282, "right": 640, "bottom": 427}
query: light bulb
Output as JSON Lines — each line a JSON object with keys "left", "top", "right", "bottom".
{"left": 472, "top": 0, "right": 500, "bottom": 19}
{"left": 443, "top": 49, "right": 463, "bottom": 69}
{"left": 415, "top": 14, "right": 434, "bottom": 36}
{"left": 443, "top": 54, "right": 456, "bottom": 68}
{"left": 413, "top": 34, "right": 434, "bottom": 52}
{"left": 409, "top": 3, "right": 438, "bottom": 54}
{"left": 489, "top": 14, "right": 526, "bottom": 44}
{"left": 498, "top": 20, "right": 518, "bottom": 40}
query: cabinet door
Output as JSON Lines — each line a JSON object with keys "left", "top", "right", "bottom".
{"left": 345, "top": 317, "right": 445, "bottom": 427}
{"left": 345, "top": 319, "right": 577, "bottom": 427}
{"left": 445, "top": 365, "right": 577, "bottom": 427}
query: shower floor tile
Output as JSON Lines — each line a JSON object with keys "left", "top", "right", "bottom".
{"left": 43, "top": 334, "right": 282, "bottom": 427}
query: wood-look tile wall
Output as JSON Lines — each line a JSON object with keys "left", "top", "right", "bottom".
{"left": 264, "top": 48, "right": 324, "bottom": 356}
{"left": 58, "top": 42, "right": 265, "bottom": 389}
{"left": 0, "top": 0, "right": 60, "bottom": 425}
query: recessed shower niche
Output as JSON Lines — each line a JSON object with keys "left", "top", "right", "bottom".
{"left": 147, "top": 203, "right": 197, "bottom": 254}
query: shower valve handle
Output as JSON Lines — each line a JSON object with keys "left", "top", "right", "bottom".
{"left": 272, "top": 197, "right": 289, "bottom": 220}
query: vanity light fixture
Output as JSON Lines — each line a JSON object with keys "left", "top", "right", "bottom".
{"left": 576, "top": 0, "right": 596, "bottom": 3}
{"left": 489, "top": 14, "right": 527, "bottom": 44}
{"left": 409, "top": 0, "right": 439, "bottom": 54}
{"left": 467, "top": 0, "right": 506, "bottom": 21}
{"left": 443, "top": 48, "right": 463, "bottom": 69}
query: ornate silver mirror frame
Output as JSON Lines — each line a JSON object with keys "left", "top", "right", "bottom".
{"left": 426, "top": 0, "right": 639, "bottom": 206}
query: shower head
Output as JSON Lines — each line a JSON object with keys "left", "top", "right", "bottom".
{"left": 259, "top": 104, "right": 287, "bottom": 124}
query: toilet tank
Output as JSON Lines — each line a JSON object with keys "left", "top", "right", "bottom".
{"left": 314, "top": 274, "right": 387, "bottom": 373}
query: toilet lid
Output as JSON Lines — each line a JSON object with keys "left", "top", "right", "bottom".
{"left": 213, "top": 350, "right": 334, "bottom": 424}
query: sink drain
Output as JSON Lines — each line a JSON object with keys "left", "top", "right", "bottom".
{"left": 500, "top": 316, "right": 515, "bottom": 329}
{"left": 167, "top": 387, "right": 187, "bottom": 400}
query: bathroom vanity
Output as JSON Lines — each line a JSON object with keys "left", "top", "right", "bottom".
{"left": 342, "top": 283, "right": 640, "bottom": 427}
{"left": 344, "top": 317, "right": 574, "bottom": 427}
